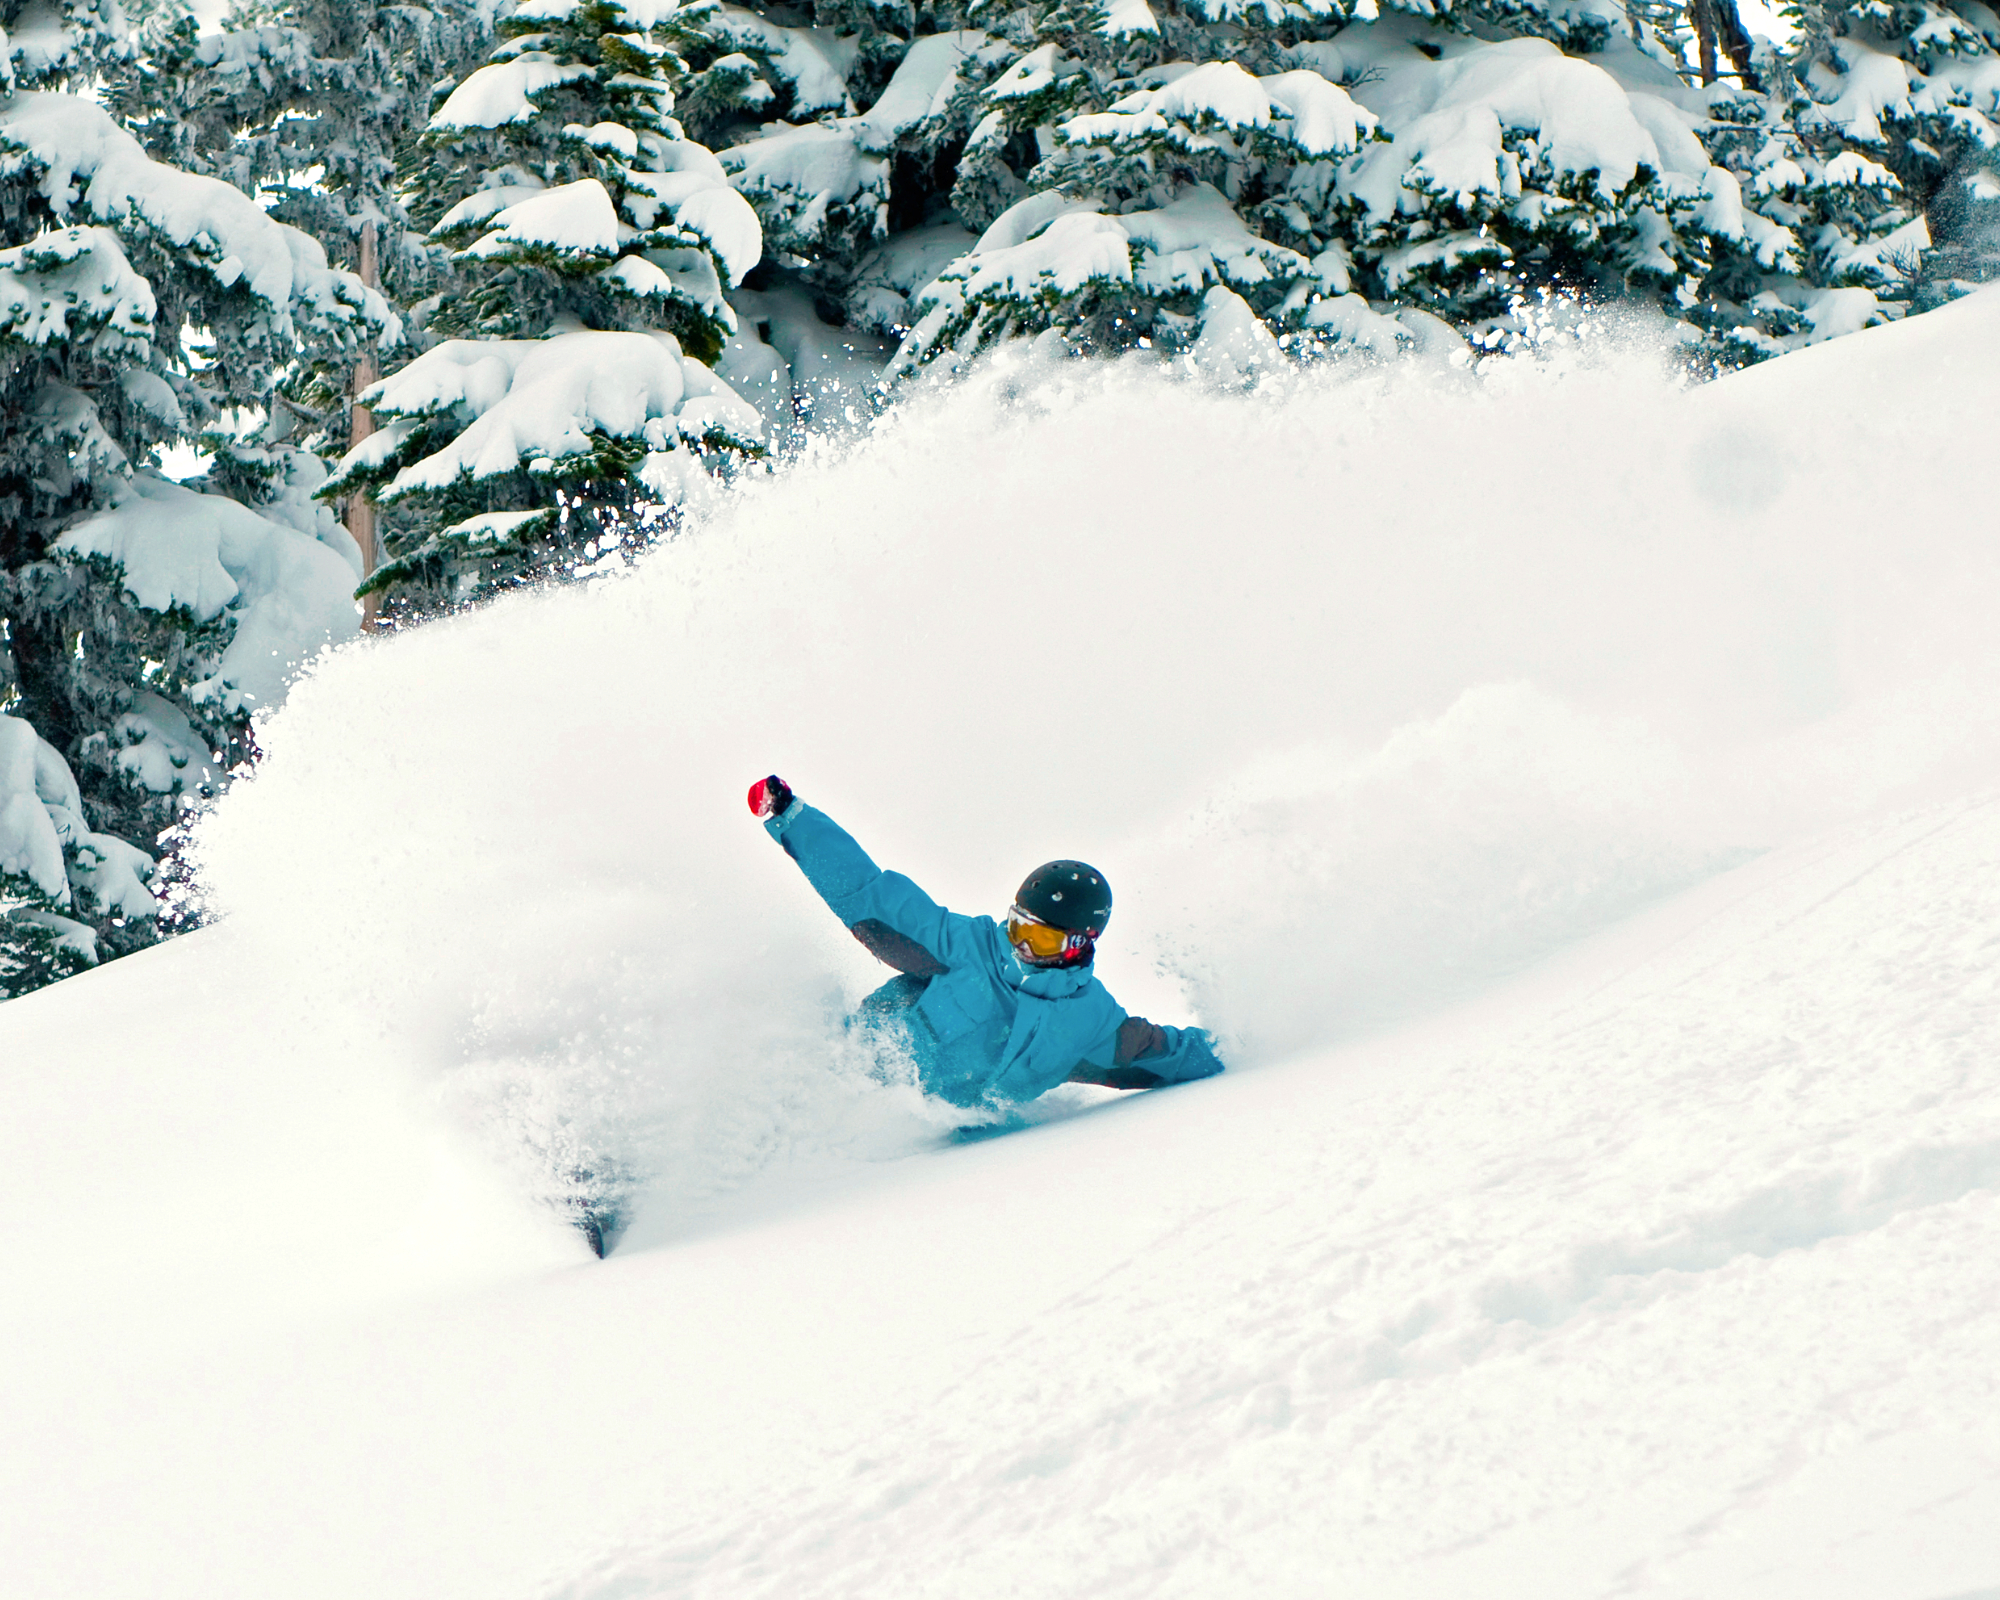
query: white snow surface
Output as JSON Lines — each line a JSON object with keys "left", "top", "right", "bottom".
{"left": 8, "top": 291, "right": 2000, "bottom": 1598}
{"left": 720, "top": 282, "right": 894, "bottom": 444}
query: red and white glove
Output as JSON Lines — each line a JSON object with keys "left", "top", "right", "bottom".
{"left": 747, "top": 774, "right": 794, "bottom": 820}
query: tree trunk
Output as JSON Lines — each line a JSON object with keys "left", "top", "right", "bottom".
{"left": 1688, "top": 0, "right": 1759, "bottom": 89}
{"left": 1711, "top": 0, "right": 1761, "bottom": 90}
{"left": 347, "top": 220, "right": 381, "bottom": 630}
{"left": 1691, "top": 0, "right": 1720, "bottom": 85}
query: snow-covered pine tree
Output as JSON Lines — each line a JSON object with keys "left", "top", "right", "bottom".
{"left": 893, "top": 35, "right": 1382, "bottom": 373}
{"left": 110, "top": 1, "right": 495, "bottom": 604}
{"left": 1676, "top": 73, "right": 1901, "bottom": 357}
{"left": 1779, "top": 0, "right": 2000, "bottom": 307}
{"left": 881, "top": 0, "right": 1859, "bottom": 370}
{"left": 0, "top": 0, "right": 392, "bottom": 998}
{"left": 1632, "top": 0, "right": 2000, "bottom": 361}
{"left": 321, "top": 0, "right": 767, "bottom": 613}
{"left": 670, "top": 2, "right": 1013, "bottom": 429}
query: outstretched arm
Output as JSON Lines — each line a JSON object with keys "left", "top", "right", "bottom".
{"left": 750, "top": 776, "right": 988, "bottom": 973}
{"left": 1069, "top": 1019, "right": 1226, "bottom": 1091}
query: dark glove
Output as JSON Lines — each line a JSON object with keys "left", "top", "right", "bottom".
{"left": 747, "top": 774, "right": 794, "bottom": 819}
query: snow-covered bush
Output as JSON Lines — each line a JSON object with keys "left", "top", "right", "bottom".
{"left": 328, "top": 0, "right": 767, "bottom": 609}
{"left": 0, "top": 8, "right": 393, "bottom": 997}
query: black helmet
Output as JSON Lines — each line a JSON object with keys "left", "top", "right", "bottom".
{"left": 1014, "top": 861, "right": 1112, "bottom": 937}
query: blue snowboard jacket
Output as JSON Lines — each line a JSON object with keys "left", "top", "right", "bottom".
{"left": 765, "top": 801, "right": 1225, "bottom": 1108}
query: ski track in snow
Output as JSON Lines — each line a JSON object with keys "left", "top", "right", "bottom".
{"left": 7, "top": 290, "right": 2000, "bottom": 1598}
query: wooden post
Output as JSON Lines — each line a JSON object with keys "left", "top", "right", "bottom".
{"left": 347, "top": 219, "right": 382, "bottom": 630}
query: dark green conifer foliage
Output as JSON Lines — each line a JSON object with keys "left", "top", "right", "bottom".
{"left": 319, "top": 0, "right": 766, "bottom": 616}
{"left": 1786, "top": 0, "right": 2000, "bottom": 305}
{"left": 110, "top": 0, "right": 493, "bottom": 504}
{"left": 416, "top": 0, "right": 735, "bottom": 355}
{"left": 1, "top": 0, "right": 390, "bottom": 997}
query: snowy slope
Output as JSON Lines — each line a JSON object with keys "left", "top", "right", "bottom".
{"left": 7, "top": 292, "right": 2000, "bottom": 1598}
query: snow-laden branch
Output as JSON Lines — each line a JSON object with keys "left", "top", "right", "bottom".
{"left": 1061, "top": 60, "right": 1380, "bottom": 160}
{"left": 54, "top": 473, "right": 365, "bottom": 717}
{"left": 724, "top": 32, "right": 1009, "bottom": 256}
{"left": 892, "top": 185, "right": 1333, "bottom": 374}
{"left": 0, "top": 92, "right": 400, "bottom": 346}
{"left": 329, "top": 328, "right": 763, "bottom": 504}
{"left": 0, "top": 225, "right": 154, "bottom": 357}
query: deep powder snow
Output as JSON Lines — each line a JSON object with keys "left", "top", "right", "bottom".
{"left": 3, "top": 291, "right": 1999, "bottom": 1599}
{"left": 189, "top": 288, "right": 2000, "bottom": 1215}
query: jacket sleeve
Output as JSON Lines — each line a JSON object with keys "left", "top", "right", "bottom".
{"left": 765, "top": 801, "right": 990, "bottom": 972}
{"left": 1068, "top": 1022, "right": 1226, "bottom": 1091}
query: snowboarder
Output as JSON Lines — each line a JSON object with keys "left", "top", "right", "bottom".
{"left": 749, "top": 775, "right": 1225, "bottom": 1108}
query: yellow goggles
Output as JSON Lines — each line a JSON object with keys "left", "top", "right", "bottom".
{"left": 1005, "top": 908, "right": 1074, "bottom": 961}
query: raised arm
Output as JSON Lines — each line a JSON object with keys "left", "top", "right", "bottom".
{"left": 750, "top": 776, "right": 989, "bottom": 974}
